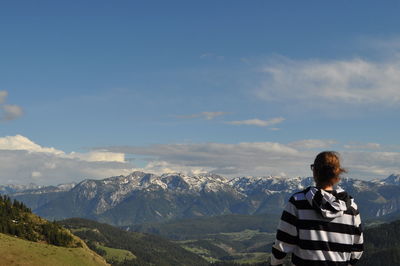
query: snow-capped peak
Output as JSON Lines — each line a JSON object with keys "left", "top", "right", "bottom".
{"left": 381, "top": 174, "right": 400, "bottom": 185}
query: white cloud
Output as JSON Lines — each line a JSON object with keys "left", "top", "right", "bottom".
{"left": 1, "top": 135, "right": 398, "bottom": 185}
{"left": 69, "top": 151, "right": 125, "bottom": 162}
{"left": 227, "top": 117, "right": 285, "bottom": 127}
{"left": 177, "top": 111, "right": 229, "bottom": 120}
{"left": 31, "top": 171, "right": 42, "bottom": 178}
{"left": 0, "top": 135, "right": 126, "bottom": 163}
{"left": 0, "top": 91, "right": 7, "bottom": 104}
{"left": 202, "top": 112, "right": 228, "bottom": 120}
{"left": 344, "top": 142, "right": 381, "bottom": 150}
{"left": 341, "top": 151, "right": 400, "bottom": 177}
{"left": 0, "top": 135, "right": 64, "bottom": 155}
{"left": 103, "top": 141, "right": 400, "bottom": 180}
{"left": 289, "top": 139, "right": 337, "bottom": 149}
{"left": 103, "top": 142, "right": 309, "bottom": 177}
{"left": 0, "top": 135, "right": 133, "bottom": 185}
{"left": 256, "top": 57, "right": 400, "bottom": 107}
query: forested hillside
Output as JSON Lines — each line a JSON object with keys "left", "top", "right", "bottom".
{"left": 0, "top": 195, "right": 108, "bottom": 265}
{"left": 0, "top": 195, "right": 78, "bottom": 247}
{"left": 360, "top": 220, "right": 400, "bottom": 265}
{"left": 60, "top": 218, "right": 208, "bottom": 266}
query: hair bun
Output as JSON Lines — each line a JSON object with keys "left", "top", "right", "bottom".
{"left": 319, "top": 165, "right": 336, "bottom": 178}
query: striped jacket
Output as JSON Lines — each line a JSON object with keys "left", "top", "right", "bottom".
{"left": 271, "top": 186, "right": 363, "bottom": 266}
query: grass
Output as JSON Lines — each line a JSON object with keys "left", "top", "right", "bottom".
{"left": 0, "top": 233, "right": 108, "bottom": 266}
{"left": 96, "top": 244, "right": 136, "bottom": 263}
{"left": 219, "top": 229, "right": 275, "bottom": 242}
{"left": 232, "top": 252, "right": 270, "bottom": 263}
{"left": 181, "top": 246, "right": 219, "bottom": 263}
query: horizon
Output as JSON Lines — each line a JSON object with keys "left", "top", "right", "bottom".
{"left": 1, "top": 169, "right": 398, "bottom": 187}
{"left": 1, "top": 1, "right": 400, "bottom": 185}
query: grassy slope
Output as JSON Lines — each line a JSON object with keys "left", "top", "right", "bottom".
{"left": 96, "top": 244, "right": 136, "bottom": 263}
{"left": 0, "top": 233, "right": 109, "bottom": 266}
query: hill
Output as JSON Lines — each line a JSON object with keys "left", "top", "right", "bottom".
{"left": 0, "top": 233, "right": 108, "bottom": 266}
{"left": 60, "top": 218, "right": 208, "bottom": 266}
{"left": 0, "top": 195, "right": 108, "bottom": 265}
{"left": 0, "top": 194, "right": 79, "bottom": 247}
{"left": 360, "top": 219, "right": 400, "bottom": 265}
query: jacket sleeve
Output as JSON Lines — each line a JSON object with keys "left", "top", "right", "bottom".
{"left": 271, "top": 197, "right": 299, "bottom": 266}
{"left": 350, "top": 204, "right": 364, "bottom": 265}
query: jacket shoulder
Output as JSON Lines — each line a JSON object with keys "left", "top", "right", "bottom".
{"left": 289, "top": 187, "right": 311, "bottom": 202}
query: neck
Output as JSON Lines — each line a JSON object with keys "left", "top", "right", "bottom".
{"left": 316, "top": 184, "right": 334, "bottom": 191}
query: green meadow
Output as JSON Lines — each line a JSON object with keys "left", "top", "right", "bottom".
{"left": 0, "top": 233, "right": 108, "bottom": 266}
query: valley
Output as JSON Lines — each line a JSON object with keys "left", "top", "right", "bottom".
{"left": 2, "top": 172, "right": 400, "bottom": 265}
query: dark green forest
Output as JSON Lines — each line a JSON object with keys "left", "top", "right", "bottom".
{"left": 60, "top": 218, "right": 208, "bottom": 266}
{"left": 0, "top": 195, "right": 77, "bottom": 247}
{"left": 359, "top": 220, "right": 400, "bottom": 266}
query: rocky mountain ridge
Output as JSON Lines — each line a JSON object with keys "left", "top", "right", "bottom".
{"left": 3, "top": 172, "right": 400, "bottom": 225}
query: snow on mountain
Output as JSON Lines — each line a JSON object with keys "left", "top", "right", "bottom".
{"left": 0, "top": 182, "right": 76, "bottom": 195}
{"left": 97, "top": 171, "right": 232, "bottom": 195}
{"left": 0, "top": 183, "right": 42, "bottom": 194}
{"left": 336, "top": 177, "right": 373, "bottom": 192}
{"left": 230, "top": 175, "right": 314, "bottom": 195}
{"left": 4, "top": 172, "right": 400, "bottom": 223}
{"left": 381, "top": 174, "right": 400, "bottom": 185}
{"left": 4, "top": 172, "right": 398, "bottom": 198}
{"left": 64, "top": 171, "right": 239, "bottom": 214}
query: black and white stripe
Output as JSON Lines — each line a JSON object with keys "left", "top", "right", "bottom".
{"left": 271, "top": 186, "right": 363, "bottom": 265}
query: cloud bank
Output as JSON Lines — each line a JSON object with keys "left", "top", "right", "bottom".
{"left": 0, "top": 135, "right": 134, "bottom": 185}
{"left": 103, "top": 141, "right": 400, "bottom": 180}
{"left": 256, "top": 57, "right": 400, "bottom": 108}
{"left": 0, "top": 135, "right": 398, "bottom": 185}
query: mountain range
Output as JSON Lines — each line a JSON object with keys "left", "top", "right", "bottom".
{"left": 3, "top": 172, "right": 400, "bottom": 226}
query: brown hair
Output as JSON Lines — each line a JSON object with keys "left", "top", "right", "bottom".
{"left": 312, "top": 151, "right": 346, "bottom": 187}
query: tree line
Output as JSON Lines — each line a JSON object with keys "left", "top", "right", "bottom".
{"left": 0, "top": 195, "right": 77, "bottom": 247}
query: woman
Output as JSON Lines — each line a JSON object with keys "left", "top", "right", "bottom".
{"left": 271, "top": 151, "right": 363, "bottom": 265}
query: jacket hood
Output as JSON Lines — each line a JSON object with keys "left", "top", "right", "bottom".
{"left": 305, "top": 186, "right": 352, "bottom": 218}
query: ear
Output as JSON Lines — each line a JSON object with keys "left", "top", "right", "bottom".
{"left": 333, "top": 177, "right": 340, "bottom": 185}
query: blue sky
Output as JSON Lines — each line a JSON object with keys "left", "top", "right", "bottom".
{"left": 1, "top": 1, "right": 400, "bottom": 184}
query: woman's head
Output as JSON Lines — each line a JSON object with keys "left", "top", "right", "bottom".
{"left": 311, "top": 151, "right": 346, "bottom": 188}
